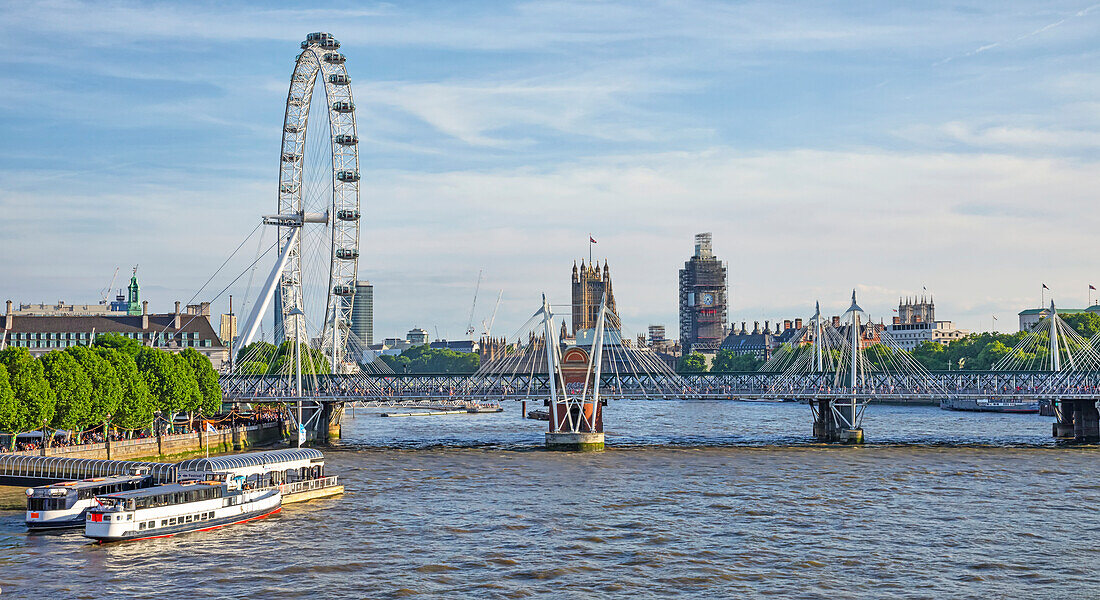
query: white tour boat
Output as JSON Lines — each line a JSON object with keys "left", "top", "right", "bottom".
{"left": 83, "top": 474, "right": 281, "bottom": 543}
{"left": 26, "top": 472, "right": 151, "bottom": 530}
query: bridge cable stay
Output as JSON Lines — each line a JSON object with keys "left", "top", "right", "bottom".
{"left": 762, "top": 292, "right": 949, "bottom": 443}
{"left": 991, "top": 302, "right": 1100, "bottom": 401}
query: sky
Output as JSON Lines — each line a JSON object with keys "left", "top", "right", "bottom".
{"left": 0, "top": 0, "right": 1098, "bottom": 342}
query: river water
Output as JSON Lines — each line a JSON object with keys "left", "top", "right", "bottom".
{"left": 3, "top": 400, "right": 1100, "bottom": 599}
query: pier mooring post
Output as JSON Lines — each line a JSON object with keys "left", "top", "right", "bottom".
{"left": 1052, "top": 399, "right": 1100, "bottom": 443}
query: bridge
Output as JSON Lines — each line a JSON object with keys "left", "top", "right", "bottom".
{"left": 220, "top": 293, "right": 1100, "bottom": 447}
{"left": 204, "top": 34, "right": 1100, "bottom": 449}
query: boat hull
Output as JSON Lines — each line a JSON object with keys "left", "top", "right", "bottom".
{"left": 84, "top": 489, "right": 281, "bottom": 543}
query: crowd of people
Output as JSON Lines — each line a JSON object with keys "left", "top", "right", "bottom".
{"left": 1, "top": 409, "right": 286, "bottom": 454}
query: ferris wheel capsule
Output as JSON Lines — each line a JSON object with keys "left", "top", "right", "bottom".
{"left": 336, "top": 249, "right": 359, "bottom": 260}
{"left": 332, "top": 101, "right": 354, "bottom": 113}
{"left": 336, "top": 170, "right": 359, "bottom": 182}
{"left": 335, "top": 134, "right": 358, "bottom": 145}
{"left": 337, "top": 209, "right": 360, "bottom": 221}
{"left": 328, "top": 74, "right": 350, "bottom": 85}
{"left": 324, "top": 52, "right": 346, "bottom": 64}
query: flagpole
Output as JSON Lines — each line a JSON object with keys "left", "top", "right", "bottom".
{"left": 588, "top": 233, "right": 592, "bottom": 265}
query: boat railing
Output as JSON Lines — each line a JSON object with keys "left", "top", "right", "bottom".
{"left": 278, "top": 476, "right": 339, "bottom": 496}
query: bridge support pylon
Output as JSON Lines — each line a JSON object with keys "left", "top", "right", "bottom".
{"left": 811, "top": 398, "right": 864, "bottom": 444}
{"left": 321, "top": 401, "right": 343, "bottom": 442}
{"left": 1052, "top": 399, "right": 1100, "bottom": 443}
{"left": 546, "top": 399, "right": 605, "bottom": 451}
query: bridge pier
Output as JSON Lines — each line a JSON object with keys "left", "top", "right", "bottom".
{"left": 811, "top": 399, "right": 864, "bottom": 444}
{"left": 546, "top": 399, "right": 604, "bottom": 451}
{"left": 1052, "top": 399, "right": 1100, "bottom": 443}
{"left": 322, "top": 401, "right": 343, "bottom": 441}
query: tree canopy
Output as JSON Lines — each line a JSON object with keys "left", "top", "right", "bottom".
{"left": 40, "top": 350, "right": 94, "bottom": 433}
{"left": 181, "top": 347, "right": 223, "bottom": 414}
{"left": 65, "top": 345, "right": 122, "bottom": 426}
{"left": 710, "top": 350, "right": 762, "bottom": 372}
{"left": 0, "top": 347, "right": 55, "bottom": 430}
{"left": 98, "top": 347, "right": 153, "bottom": 430}
{"left": 135, "top": 347, "right": 191, "bottom": 416}
{"left": 379, "top": 345, "right": 479, "bottom": 374}
{"left": 0, "top": 363, "right": 22, "bottom": 445}
{"left": 93, "top": 332, "right": 143, "bottom": 356}
{"left": 677, "top": 352, "right": 708, "bottom": 373}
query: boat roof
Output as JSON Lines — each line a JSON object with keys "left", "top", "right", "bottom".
{"left": 38, "top": 473, "right": 146, "bottom": 490}
{"left": 99, "top": 480, "right": 222, "bottom": 500}
{"left": 176, "top": 448, "right": 323, "bottom": 473}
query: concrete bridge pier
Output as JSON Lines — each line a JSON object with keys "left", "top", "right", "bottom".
{"left": 811, "top": 399, "right": 864, "bottom": 444}
{"left": 321, "top": 401, "right": 343, "bottom": 441}
{"left": 289, "top": 401, "right": 341, "bottom": 445}
{"left": 545, "top": 399, "right": 605, "bottom": 451}
{"left": 1052, "top": 399, "right": 1100, "bottom": 443}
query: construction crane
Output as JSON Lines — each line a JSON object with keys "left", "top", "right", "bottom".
{"left": 99, "top": 267, "right": 120, "bottom": 305}
{"left": 465, "top": 269, "right": 483, "bottom": 339}
{"left": 481, "top": 290, "right": 503, "bottom": 339}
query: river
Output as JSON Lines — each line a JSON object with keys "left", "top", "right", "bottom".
{"left": 2, "top": 400, "right": 1099, "bottom": 598}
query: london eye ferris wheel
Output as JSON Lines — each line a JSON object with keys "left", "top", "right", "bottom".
{"left": 238, "top": 32, "right": 362, "bottom": 374}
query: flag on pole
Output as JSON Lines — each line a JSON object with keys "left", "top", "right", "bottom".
{"left": 1042, "top": 283, "right": 1050, "bottom": 290}
{"left": 1091, "top": 285, "right": 1096, "bottom": 291}
{"left": 590, "top": 236, "right": 597, "bottom": 244}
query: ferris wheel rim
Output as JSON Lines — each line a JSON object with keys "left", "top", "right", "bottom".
{"left": 275, "top": 32, "right": 360, "bottom": 372}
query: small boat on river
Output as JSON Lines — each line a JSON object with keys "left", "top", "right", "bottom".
{"left": 940, "top": 398, "right": 1040, "bottom": 414}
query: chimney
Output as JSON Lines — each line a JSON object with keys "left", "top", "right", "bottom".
{"left": 832, "top": 316, "right": 840, "bottom": 327}
{"left": 893, "top": 316, "right": 901, "bottom": 325}
{"left": 784, "top": 319, "right": 792, "bottom": 331}
{"left": 752, "top": 321, "right": 760, "bottom": 334}
{"left": 142, "top": 301, "right": 149, "bottom": 330}
{"left": 173, "top": 301, "right": 181, "bottom": 329}
{"left": 795, "top": 318, "right": 803, "bottom": 329}
{"left": 4, "top": 300, "right": 11, "bottom": 330}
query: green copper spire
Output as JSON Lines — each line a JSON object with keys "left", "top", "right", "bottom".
{"left": 127, "top": 266, "right": 141, "bottom": 316}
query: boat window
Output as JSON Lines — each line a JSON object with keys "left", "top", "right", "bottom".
{"left": 161, "top": 519, "right": 168, "bottom": 527}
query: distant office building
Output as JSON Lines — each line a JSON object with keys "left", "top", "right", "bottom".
{"left": 571, "top": 260, "right": 620, "bottom": 335}
{"left": 648, "top": 325, "right": 666, "bottom": 345}
{"left": 1018, "top": 305, "right": 1100, "bottom": 331}
{"left": 1, "top": 300, "right": 228, "bottom": 369}
{"left": 407, "top": 328, "right": 430, "bottom": 345}
{"left": 219, "top": 313, "right": 237, "bottom": 345}
{"left": 887, "top": 296, "right": 968, "bottom": 350}
{"left": 679, "top": 233, "right": 728, "bottom": 354}
{"left": 351, "top": 281, "right": 374, "bottom": 346}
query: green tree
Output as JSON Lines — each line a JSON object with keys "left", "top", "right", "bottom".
{"left": 98, "top": 348, "right": 153, "bottom": 432}
{"left": 677, "top": 352, "right": 708, "bottom": 373}
{"left": 40, "top": 350, "right": 94, "bottom": 436}
{"left": 235, "top": 341, "right": 278, "bottom": 368}
{"left": 181, "top": 348, "right": 223, "bottom": 415}
{"left": 65, "top": 345, "right": 122, "bottom": 427}
{"left": 1061, "top": 312, "right": 1100, "bottom": 339}
{"left": 135, "top": 347, "right": 191, "bottom": 419}
{"left": 0, "top": 363, "right": 23, "bottom": 448}
{"left": 173, "top": 353, "right": 203, "bottom": 415}
{"left": 268, "top": 341, "right": 332, "bottom": 375}
{"left": 0, "top": 348, "right": 55, "bottom": 432}
{"left": 237, "top": 361, "right": 270, "bottom": 376}
{"left": 711, "top": 349, "right": 761, "bottom": 372}
{"left": 379, "top": 354, "right": 411, "bottom": 372}
{"left": 93, "top": 332, "right": 143, "bottom": 356}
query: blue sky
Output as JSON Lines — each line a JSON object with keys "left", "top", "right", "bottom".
{"left": 1, "top": 0, "right": 1098, "bottom": 340}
